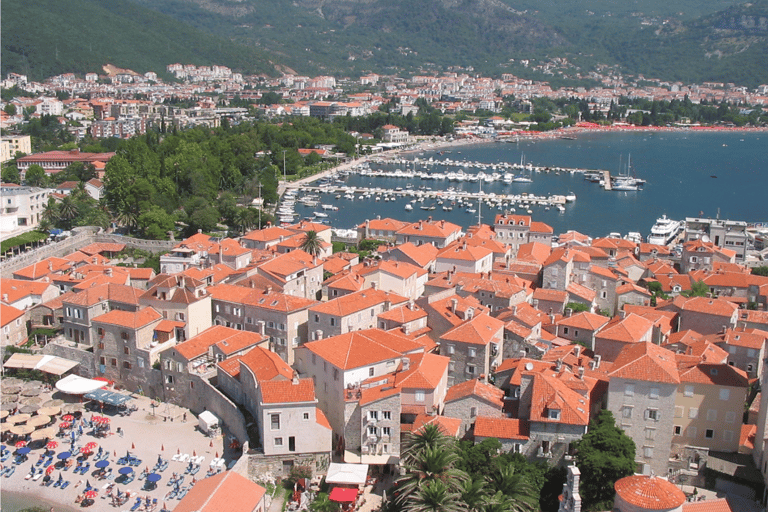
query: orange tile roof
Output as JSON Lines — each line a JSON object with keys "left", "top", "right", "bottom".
{"left": 258, "top": 250, "right": 320, "bottom": 281}
{"left": 92, "top": 307, "right": 161, "bottom": 329}
{"left": 260, "top": 378, "right": 316, "bottom": 404}
{"left": 316, "top": 408, "right": 331, "bottom": 430}
{"left": 494, "top": 214, "right": 530, "bottom": 226}
{"left": 393, "top": 352, "right": 449, "bottom": 390}
{"left": 64, "top": 283, "right": 142, "bottom": 307}
{"left": 173, "top": 325, "right": 267, "bottom": 360}
{"left": 609, "top": 342, "right": 680, "bottom": 384}
{"left": 0, "top": 278, "right": 54, "bottom": 303}
{"left": 530, "top": 221, "right": 553, "bottom": 234}
{"left": 173, "top": 470, "right": 266, "bottom": 512}
{"left": 1, "top": 303, "right": 25, "bottom": 326}
{"left": 13, "top": 257, "right": 72, "bottom": 280}
{"left": 233, "top": 346, "right": 293, "bottom": 382}
{"left": 680, "top": 296, "right": 738, "bottom": 317}
{"left": 474, "top": 416, "right": 530, "bottom": 440}
{"left": 357, "top": 259, "right": 428, "bottom": 280}
{"left": 242, "top": 225, "right": 295, "bottom": 242}
{"left": 388, "top": 242, "right": 439, "bottom": 267}
{"left": 597, "top": 313, "right": 654, "bottom": 343}
{"left": 208, "top": 283, "right": 317, "bottom": 312}
{"left": 358, "top": 217, "right": 409, "bottom": 232}
{"left": 676, "top": 361, "right": 749, "bottom": 387}
{"left": 566, "top": 282, "right": 596, "bottom": 302}
{"left": 589, "top": 265, "right": 618, "bottom": 280}
{"left": 440, "top": 313, "right": 504, "bottom": 346}
{"left": 378, "top": 303, "right": 427, "bottom": 323}
{"left": 740, "top": 424, "right": 756, "bottom": 451}
{"left": 533, "top": 288, "right": 568, "bottom": 302}
{"left": 445, "top": 378, "right": 504, "bottom": 405}
{"left": 557, "top": 312, "right": 610, "bottom": 331}
{"left": 436, "top": 241, "right": 493, "bottom": 262}
{"left": 412, "top": 414, "right": 462, "bottom": 437}
{"left": 515, "top": 242, "right": 552, "bottom": 265}
{"left": 682, "top": 498, "right": 735, "bottom": 512}
{"left": 78, "top": 242, "right": 126, "bottom": 255}
{"left": 310, "top": 288, "right": 407, "bottom": 317}
{"left": 303, "top": 328, "right": 424, "bottom": 370}
{"left": 396, "top": 218, "right": 461, "bottom": 238}
{"left": 528, "top": 372, "right": 589, "bottom": 425}
{"left": 614, "top": 475, "right": 685, "bottom": 510}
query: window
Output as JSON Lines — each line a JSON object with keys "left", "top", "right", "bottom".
{"left": 99, "top": 357, "right": 106, "bottom": 366}
{"left": 415, "top": 391, "right": 425, "bottom": 402}
{"left": 549, "top": 409, "right": 561, "bottom": 420}
{"left": 563, "top": 327, "right": 570, "bottom": 335}
{"left": 383, "top": 411, "right": 391, "bottom": 420}
{"left": 601, "top": 291, "right": 607, "bottom": 299}
{"left": 447, "top": 345, "right": 455, "bottom": 355}
{"left": 137, "top": 358, "right": 144, "bottom": 368}
{"left": 645, "top": 409, "right": 659, "bottom": 421}
{"left": 123, "top": 346, "right": 130, "bottom": 355}
{"left": 289, "top": 437, "right": 295, "bottom": 452}
{"left": 643, "top": 446, "right": 654, "bottom": 458}
{"left": 674, "top": 406, "right": 684, "bottom": 418}
{"left": 303, "top": 412, "right": 310, "bottom": 420}
{"left": 684, "top": 385, "right": 694, "bottom": 397}
{"left": 687, "top": 427, "right": 697, "bottom": 438}
{"left": 725, "top": 411, "right": 736, "bottom": 423}
{"left": 470, "top": 407, "right": 477, "bottom": 417}
{"left": 270, "top": 414, "right": 280, "bottom": 430}
{"left": 622, "top": 406, "right": 633, "bottom": 419}
{"left": 674, "top": 425, "right": 682, "bottom": 435}
{"left": 110, "top": 358, "right": 117, "bottom": 367}
{"left": 649, "top": 387, "right": 659, "bottom": 399}
{"left": 274, "top": 437, "right": 283, "bottom": 446}
{"left": 330, "top": 318, "right": 336, "bottom": 326}
{"left": 688, "top": 408, "right": 698, "bottom": 419}
{"left": 468, "top": 347, "right": 476, "bottom": 358}
{"left": 706, "top": 409, "right": 717, "bottom": 422}
{"left": 333, "top": 369, "right": 339, "bottom": 381}
{"left": 645, "top": 428, "right": 656, "bottom": 440}
{"left": 382, "top": 427, "right": 391, "bottom": 437}
{"left": 720, "top": 389, "right": 730, "bottom": 401}
{"left": 625, "top": 384, "right": 634, "bottom": 396}
{"left": 165, "top": 375, "right": 174, "bottom": 384}
{"left": 723, "top": 430, "right": 734, "bottom": 442}
{"left": 97, "top": 342, "right": 105, "bottom": 350}
{"left": 121, "top": 332, "right": 129, "bottom": 340}
{"left": 369, "top": 367, "right": 375, "bottom": 377}
{"left": 368, "top": 411, "right": 379, "bottom": 421}
{"left": 705, "top": 429, "right": 715, "bottom": 439}
{"left": 368, "top": 426, "right": 377, "bottom": 435}
{"left": 466, "top": 365, "right": 476, "bottom": 375}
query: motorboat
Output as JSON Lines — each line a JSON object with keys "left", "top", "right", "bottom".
{"left": 647, "top": 215, "right": 682, "bottom": 246}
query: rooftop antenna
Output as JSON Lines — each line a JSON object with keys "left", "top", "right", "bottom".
{"left": 716, "top": 207, "right": 720, "bottom": 220}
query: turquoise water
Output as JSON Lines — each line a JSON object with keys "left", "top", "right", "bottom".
{"left": 291, "top": 131, "right": 767, "bottom": 238}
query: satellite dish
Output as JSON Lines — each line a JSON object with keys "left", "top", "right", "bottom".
{"left": 701, "top": 235, "right": 711, "bottom": 243}
{"left": 525, "top": 362, "right": 534, "bottom": 371}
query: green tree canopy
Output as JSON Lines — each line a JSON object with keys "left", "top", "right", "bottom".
{"left": 575, "top": 410, "right": 636, "bottom": 511}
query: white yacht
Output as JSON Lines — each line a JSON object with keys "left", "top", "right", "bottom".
{"left": 647, "top": 215, "right": 682, "bottom": 246}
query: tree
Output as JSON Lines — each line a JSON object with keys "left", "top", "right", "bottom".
{"left": 24, "top": 164, "right": 48, "bottom": 187}
{"left": 309, "top": 493, "right": 340, "bottom": 512}
{"left": 396, "top": 446, "right": 468, "bottom": 506}
{"left": 486, "top": 466, "right": 537, "bottom": 512}
{"left": 565, "top": 302, "right": 590, "bottom": 313}
{"left": 575, "top": 410, "right": 636, "bottom": 511}
{"left": 681, "top": 279, "right": 708, "bottom": 298}
{"left": 751, "top": 266, "right": 768, "bottom": 277}
{"left": 57, "top": 196, "right": 79, "bottom": 229}
{"left": 2, "top": 165, "right": 20, "bottom": 184}
{"left": 402, "top": 424, "right": 453, "bottom": 464}
{"left": 300, "top": 230, "right": 323, "bottom": 256}
{"left": 408, "top": 480, "right": 466, "bottom": 512}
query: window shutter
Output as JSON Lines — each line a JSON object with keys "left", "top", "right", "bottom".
{"left": 644, "top": 409, "right": 650, "bottom": 420}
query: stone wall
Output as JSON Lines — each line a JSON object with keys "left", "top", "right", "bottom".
{"left": 198, "top": 378, "right": 249, "bottom": 444}
{"left": 42, "top": 339, "right": 97, "bottom": 378}
{"left": 444, "top": 396, "right": 503, "bottom": 436}
{"left": 246, "top": 450, "right": 331, "bottom": 480}
{"left": 0, "top": 227, "right": 176, "bottom": 276}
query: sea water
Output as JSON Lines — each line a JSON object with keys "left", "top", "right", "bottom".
{"left": 290, "top": 131, "right": 767, "bottom": 238}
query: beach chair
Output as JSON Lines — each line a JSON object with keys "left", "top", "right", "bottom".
{"left": 33, "top": 469, "right": 44, "bottom": 481}
{"left": 130, "top": 497, "right": 142, "bottom": 511}
{"left": 79, "top": 462, "right": 91, "bottom": 475}
{"left": 6, "top": 466, "right": 18, "bottom": 478}
{"left": 36, "top": 456, "right": 46, "bottom": 467}
{"left": 25, "top": 466, "right": 36, "bottom": 479}
{"left": 60, "top": 480, "right": 70, "bottom": 489}
{"left": 176, "top": 485, "right": 189, "bottom": 500}
{"left": 171, "top": 453, "right": 180, "bottom": 462}
{"left": 53, "top": 477, "right": 62, "bottom": 488}
{"left": 44, "top": 476, "right": 54, "bottom": 486}
{"left": 189, "top": 464, "right": 200, "bottom": 476}
{"left": 217, "top": 459, "right": 225, "bottom": 468}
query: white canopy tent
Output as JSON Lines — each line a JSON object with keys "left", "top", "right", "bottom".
{"left": 55, "top": 374, "right": 108, "bottom": 394}
{"left": 4, "top": 353, "right": 79, "bottom": 375}
{"left": 325, "top": 462, "right": 369, "bottom": 486}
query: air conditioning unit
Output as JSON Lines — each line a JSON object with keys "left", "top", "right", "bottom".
{"left": 361, "top": 446, "right": 369, "bottom": 454}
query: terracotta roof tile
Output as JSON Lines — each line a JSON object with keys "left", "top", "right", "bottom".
{"left": 92, "top": 307, "right": 161, "bottom": 330}
{"left": 412, "top": 414, "right": 462, "bottom": 437}
{"left": 310, "top": 288, "right": 407, "bottom": 317}
{"left": 260, "top": 378, "right": 315, "bottom": 404}
{"left": 173, "top": 470, "right": 265, "bottom": 512}
{"left": 440, "top": 313, "right": 504, "bottom": 346}
{"left": 445, "top": 378, "right": 504, "bottom": 405}
{"left": 173, "top": 325, "right": 267, "bottom": 360}
{"left": 303, "top": 328, "right": 424, "bottom": 370}
{"left": 474, "top": 416, "right": 530, "bottom": 440}
{"left": 609, "top": 342, "right": 680, "bottom": 384}
{"left": 614, "top": 475, "right": 685, "bottom": 510}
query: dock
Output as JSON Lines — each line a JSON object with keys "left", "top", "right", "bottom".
{"left": 602, "top": 170, "right": 612, "bottom": 190}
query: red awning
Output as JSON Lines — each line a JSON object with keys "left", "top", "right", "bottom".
{"left": 329, "top": 487, "right": 358, "bottom": 503}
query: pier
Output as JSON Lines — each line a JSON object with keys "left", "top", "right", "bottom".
{"left": 602, "top": 170, "right": 612, "bottom": 190}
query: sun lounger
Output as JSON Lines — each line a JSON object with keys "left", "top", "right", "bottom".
{"left": 217, "top": 459, "right": 225, "bottom": 468}
{"left": 189, "top": 465, "right": 200, "bottom": 476}
{"left": 61, "top": 480, "right": 71, "bottom": 489}
{"left": 33, "top": 469, "right": 44, "bottom": 481}
{"left": 130, "top": 497, "right": 142, "bottom": 511}
{"left": 171, "top": 454, "right": 180, "bottom": 462}
{"left": 176, "top": 486, "right": 189, "bottom": 500}
{"left": 4, "top": 467, "right": 15, "bottom": 478}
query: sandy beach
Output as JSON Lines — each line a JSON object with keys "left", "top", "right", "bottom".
{"left": 1, "top": 384, "right": 228, "bottom": 512}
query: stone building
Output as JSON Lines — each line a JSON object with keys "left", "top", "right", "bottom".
{"left": 440, "top": 312, "right": 504, "bottom": 386}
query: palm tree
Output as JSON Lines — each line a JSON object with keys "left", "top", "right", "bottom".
{"left": 486, "top": 466, "right": 537, "bottom": 512}
{"left": 300, "top": 230, "right": 322, "bottom": 256}
{"left": 57, "top": 196, "right": 79, "bottom": 229}
{"left": 408, "top": 480, "right": 466, "bottom": 512}
{"left": 396, "top": 446, "right": 468, "bottom": 505}
{"left": 309, "top": 492, "right": 340, "bottom": 512}
{"left": 115, "top": 209, "right": 139, "bottom": 234}
{"left": 401, "top": 424, "right": 452, "bottom": 465}
{"left": 234, "top": 208, "right": 256, "bottom": 234}
{"left": 460, "top": 477, "right": 490, "bottom": 512}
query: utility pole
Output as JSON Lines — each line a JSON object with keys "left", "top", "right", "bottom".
{"left": 282, "top": 150, "right": 287, "bottom": 181}
{"left": 258, "top": 181, "right": 262, "bottom": 228}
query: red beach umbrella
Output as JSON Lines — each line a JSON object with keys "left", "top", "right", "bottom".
{"left": 84, "top": 490, "right": 98, "bottom": 499}
{"left": 46, "top": 441, "right": 59, "bottom": 450}
{"left": 62, "top": 414, "right": 74, "bottom": 422}
{"left": 59, "top": 422, "right": 70, "bottom": 429}
{"left": 85, "top": 442, "right": 97, "bottom": 450}
{"left": 15, "top": 440, "right": 27, "bottom": 448}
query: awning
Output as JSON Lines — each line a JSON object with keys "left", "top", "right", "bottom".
{"left": 3, "top": 354, "right": 79, "bottom": 375}
{"left": 325, "top": 462, "right": 369, "bottom": 486}
{"left": 55, "top": 375, "right": 107, "bottom": 395}
{"left": 329, "top": 487, "right": 358, "bottom": 503}
{"left": 343, "top": 450, "right": 399, "bottom": 465}
{"left": 84, "top": 389, "right": 132, "bottom": 406}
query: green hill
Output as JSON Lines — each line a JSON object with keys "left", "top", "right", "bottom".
{"left": 1, "top": 0, "right": 279, "bottom": 80}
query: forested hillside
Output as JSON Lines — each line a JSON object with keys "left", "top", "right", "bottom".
{"left": 1, "top": 0, "right": 278, "bottom": 80}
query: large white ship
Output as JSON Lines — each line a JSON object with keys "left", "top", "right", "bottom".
{"left": 647, "top": 215, "right": 682, "bottom": 246}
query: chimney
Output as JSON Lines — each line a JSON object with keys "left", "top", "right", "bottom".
{"left": 249, "top": 280, "right": 255, "bottom": 288}
{"left": 451, "top": 298, "right": 458, "bottom": 314}
{"left": 292, "top": 371, "right": 300, "bottom": 385}
{"left": 370, "top": 281, "right": 377, "bottom": 290}
{"left": 257, "top": 320, "right": 266, "bottom": 335}
{"left": 565, "top": 307, "right": 573, "bottom": 318}
{"left": 532, "top": 299, "right": 539, "bottom": 309}
{"left": 2, "top": 294, "right": 7, "bottom": 302}
{"left": 578, "top": 366, "right": 585, "bottom": 379}
{"left": 198, "top": 229, "right": 202, "bottom": 234}
{"left": 619, "top": 309, "right": 627, "bottom": 319}
{"left": 594, "top": 355, "right": 601, "bottom": 368}
{"left": 401, "top": 356, "right": 410, "bottom": 371}
{"left": 48, "top": 261, "right": 53, "bottom": 271}
{"left": 555, "top": 359, "right": 562, "bottom": 371}
{"left": 105, "top": 267, "right": 112, "bottom": 277}
{"left": 721, "top": 325, "right": 727, "bottom": 334}
{"left": 575, "top": 345, "right": 581, "bottom": 358}
{"left": 265, "top": 285, "right": 272, "bottom": 294}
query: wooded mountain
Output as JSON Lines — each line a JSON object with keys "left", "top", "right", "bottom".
{"left": 3, "top": 0, "right": 767, "bottom": 88}
{"left": 1, "top": 0, "right": 278, "bottom": 80}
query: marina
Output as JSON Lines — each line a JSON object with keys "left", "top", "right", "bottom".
{"left": 276, "top": 131, "right": 767, "bottom": 240}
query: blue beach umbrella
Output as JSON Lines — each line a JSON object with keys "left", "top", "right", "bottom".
{"left": 118, "top": 466, "right": 134, "bottom": 475}
{"left": 95, "top": 460, "right": 110, "bottom": 468}
{"left": 146, "top": 473, "right": 161, "bottom": 483}
{"left": 57, "top": 451, "right": 72, "bottom": 460}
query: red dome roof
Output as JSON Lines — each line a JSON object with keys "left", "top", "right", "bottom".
{"left": 614, "top": 475, "right": 685, "bottom": 510}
